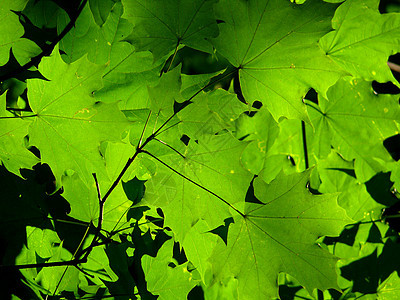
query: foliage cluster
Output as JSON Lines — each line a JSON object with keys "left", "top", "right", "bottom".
{"left": 1, "top": 0, "right": 400, "bottom": 299}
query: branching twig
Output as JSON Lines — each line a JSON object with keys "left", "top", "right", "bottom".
{"left": 138, "top": 111, "right": 152, "bottom": 149}
{"left": 0, "top": 64, "right": 237, "bottom": 271}
{"left": 0, "top": 259, "right": 82, "bottom": 270}
{"left": 75, "top": 265, "right": 95, "bottom": 278}
{"left": 80, "top": 173, "right": 104, "bottom": 261}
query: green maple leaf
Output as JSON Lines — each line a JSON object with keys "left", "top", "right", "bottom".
{"left": 79, "top": 240, "right": 119, "bottom": 283}
{"left": 177, "top": 88, "right": 247, "bottom": 139}
{"left": 210, "top": 170, "right": 352, "bottom": 299}
{"left": 148, "top": 65, "right": 182, "bottom": 117}
{"left": 27, "top": 48, "right": 129, "bottom": 185}
{"left": 181, "top": 220, "right": 218, "bottom": 283}
{"left": 140, "top": 132, "right": 252, "bottom": 241}
{"left": 122, "top": 0, "right": 219, "bottom": 60}
{"left": 0, "top": 94, "right": 39, "bottom": 176}
{"left": 142, "top": 239, "right": 197, "bottom": 300}
{"left": 376, "top": 271, "right": 400, "bottom": 299}
{"left": 97, "top": 49, "right": 161, "bottom": 110}
{"left": 22, "top": 0, "right": 61, "bottom": 29}
{"left": 307, "top": 78, "right": 400, "bottom": 182}
{"left": 36, "top": 244, "right": 80, "bottom": 294}
{"left": 316, "top": 151, "right": 396, "bottom": 221}
{"left": 58, "top": 2, "right": 129, "bottom": 65}
{"left": 25, "top": 226, "right": 61, "bottom": 258}
{"left": 235, "top": 107, "right": 280, "bottom": 175}
{"left": 15, "top": 227, "right": 80, "bottom": 295}
{"left": 58, "top": 1, "right": 163, "bottom": 110}
{"left": 320, "top": 0, "right": 400, "bottom": 84}
{"left": 0, "top": 0, "right": 41, "bottom": 66}
{"left": 89, "top": 0, "right": 115, "bottom": 26}
{"left": 121, "top": 78, "right": 249, "bottom": 236}
{"left": 211, "top": 0, "right": 346, "bottom": 122}
{"left": 236, "top": 108, "right": 314, "bottom": 182}
{"left": 90, "top": 4, "right": 163, "bottom": 109}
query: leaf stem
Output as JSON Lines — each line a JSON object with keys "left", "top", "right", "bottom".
{"left": 0, "top": 114, "right": 37, "bottom": 119}
{"left": 154, "top": 121, "right": 182, "bottom": 138}
{"left": 301, "top": 120, "right": 309, "bottom": 170}
{"left": 154, "top": 138, "right": 186, "bottom": 158}
{"left": 137, "top": 110, "right": 152, "bottom": 149}
{"left": 51, "top": 223, "right": 91, "bottom": 297}
{"left": 163, "top": 41, "right": 180, "bottom": 74}
{"left": 79, "top": 174, "right": 104, "bottom": 261}
{"left": 384, "top": 213, "right": 400, "bottom": 219}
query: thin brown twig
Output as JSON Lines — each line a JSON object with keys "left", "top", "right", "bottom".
{"left": 0, "top": 259, "right": 82, "bottom": 270}
{"left": 80, "top": 173, "right": 104, "bottom": 261}
{"left": 388, "top": 61, "right": 400, "bottom": 74}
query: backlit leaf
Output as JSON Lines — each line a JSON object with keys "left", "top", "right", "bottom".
{"left": 210, "top": 171, "right": 353, "bottom": 298}
{"left": 122, "top": 0, "right": 219, "bottom": 60}
{"left": 211, "top": 0, "right": 345, "bottom": 122}
{"left": 27, "top": 48, "right": 129, "bottom": 185}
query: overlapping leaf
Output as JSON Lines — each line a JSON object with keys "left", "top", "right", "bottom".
{"left": 0, "top": 94, "right": 38, "bottom": 176}
{"left": 22, "top": 0, "right": 60, "bottom": 29}
{"left": 15, "top": 227, "right": 80, "bottom": 295}
{"left": 0, "top": 0, "right": 41, "bottom": 66}
{"left": 27, "top": 48, "right": 129, "bottom": 185}
{"left": 122, "top": 0, "right": 219, "bottom": 60}
{"left": 236, "top": 108, "right": 313, "bottom": 182}
{"left": 181, "top": 220, "right": 218, "bottom": 283}
{"left": 317, "top": 151, "right": 396, "bottom": 221}
{"left": 58, "top": 2, "right": 129, "bottom": 65}
{"left": 211, "top": 0, "right": 346, "bottom": 122}
{"left": 177, "top": 88, "right": 248, "bottom": 139}
{"left": 142, "top": 132, "right": 252, "bottom": 241}
{"left": 307, "top": 78, "right": 400, "bottom": 182}
{"left": 97, "top": 50, "right": 161, "bottom": 110}
{"left": 2, "top": 0, "right": 400, "bottom": 299}
{"left": 235, "top": 107, "right": 279, "bottom": 175}
{"left": 142, "top": 239, "right": 197, "bottom": 299}
{"left": 320, "top": 0, "right": 400, "bottom": 83}
{"left": 210, "top": 171, "right": 352, "bottom": 299}
{"left": 57, "top": 1, "right": 163, "bottom": 110}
